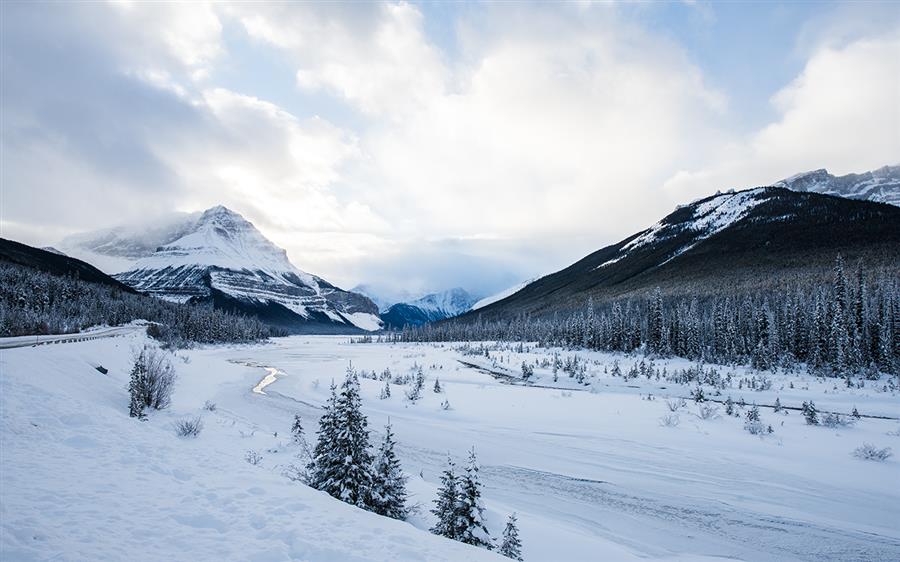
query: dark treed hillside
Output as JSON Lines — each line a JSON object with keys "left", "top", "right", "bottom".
{"left": 464, "top": 188, "right": 900, "bottom": 321}
{"left": 400, "top": 189, "right": 900, "bottom": 377}
{"left": 0, "top": 238, "right": 277, "bottom": 345}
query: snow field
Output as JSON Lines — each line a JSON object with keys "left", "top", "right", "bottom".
{"left": 2, "top": 334, "right": 899, "bottom": 561}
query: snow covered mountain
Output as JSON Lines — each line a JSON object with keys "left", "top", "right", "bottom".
{"left": 100, "top": 206, "right": 379, "bottom": 333}
{"left": 380, "top": 287, "right": 480, "bottom": 328}
{"left": 774, "top": 165, "right": 899, "bottom": 206}
{"left": 461, "top": 186, "right": 900, "bottom": 321}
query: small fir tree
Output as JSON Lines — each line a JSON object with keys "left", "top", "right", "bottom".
{"left": 499, "top": 513, "right": 523, "bottom": 561}
{"left": 457, "top": 448, "right": 493, "bottom": 549}
{"left": 431, "top": 455, "right": 461, "bottom": 539}
{"left": 369, "top": 422, "right": 408, "bottom": 520}
{"left": 291, "top": 413, "right": 304, "bottom": 444}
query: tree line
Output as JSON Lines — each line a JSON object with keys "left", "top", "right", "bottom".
{"left": 0, "top": 261, "right": 277, "bottom": 345}
{"left": 395, "top": 256, "right": 898, "bottom": 377}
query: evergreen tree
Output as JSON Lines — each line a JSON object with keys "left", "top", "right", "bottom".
{"left": 499, "top": 513, "right": 523, "bottom": 561}
{"left": 746, "top": 404, "right": 760, "bottom": 422}
{"left": 308, "top": 382, "right": 339, "bottom": 490}
{"left": 457, "top": 448, "right": 492, "bottom": 549}
{"left": 801, "top": 401, "right": 819, "bottom": 425}
{"left": 379, "top": 378, "right": 391, "bottom": 399}
{"left": 128, "top": 355, "right": 147, "bottom": 419}
{"left": 370, "top": 422, "right": 408, "bottom": 520}
{"left": 291, "top": 413, "right": 304, "bottom": 444}
{"left": 434, "top": 378, "right": 443, "bottom": 393}
{"left": 431, "top": 455, "right": 461, "bottom": 539}
{"left": 309, "top": 376, "right": 375, "bottom": 508}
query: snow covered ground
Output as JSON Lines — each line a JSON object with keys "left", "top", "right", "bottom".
{"left": 2, "top": 334, "right": 899, "bottom": 561}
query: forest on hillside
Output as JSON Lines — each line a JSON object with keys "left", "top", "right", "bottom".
{"left": 0, "top": 262, "right": 278, "bottom": 345}
{"left": 400, "top": 256, "right": 899, "bottom": 378}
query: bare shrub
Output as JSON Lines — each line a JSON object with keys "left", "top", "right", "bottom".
{"left": 744, "top": 420, "right": 770, "bottom": 436}
{"left": 821, "top": 412, "right": 855, "bottom": 428}
{"left": 203, "top": 400, "right": 217, "bottom": 412}
{"left": 853, "top": 443, "right": 892, "bottom": 461}
{"left": 174, "top": 416, "right": 203, "bottom": 438}
{"left": 129, "top": 345, "right": 177, "bottom": 418}
{"left": 659, "top": 414, "right": 680, "bottom": 428}
{"left": 245, "top": 450, "right": 263, "bottom": 465}
{"left": 697, "top": 404, "right": 720, "bottom": 420}
{"left": 666, "top": 398, "right": 685, "bottom": 412}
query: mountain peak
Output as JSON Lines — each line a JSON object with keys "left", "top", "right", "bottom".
{"left": 774, "top": 164, "right": 899, "bottom": 206}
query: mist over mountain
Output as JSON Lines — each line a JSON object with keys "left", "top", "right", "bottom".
{"left": 64, "top": 206, "right": 381, "bottom": 333}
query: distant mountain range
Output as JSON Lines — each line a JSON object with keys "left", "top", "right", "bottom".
{"left": 774, "top": 164, "right": 899, "bottom": 207}
{"left": 380, "top": 288, "right": 480, "bottom": 328}
{"left": 459, "top": 182, "right": 900, "bottom": 322}
{"left": 61, "top": 206, "right": 380, "bottom": 333}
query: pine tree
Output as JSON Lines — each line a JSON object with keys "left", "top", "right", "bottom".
{"left": 379, "top": 378, "right": 391, "bottom": 399}
{"left": 801, "top": 401, "right": 819, "bottom": 425}
{"left": 773, "top": 397, "right": 782, "bottom": 412}
{"left": 746, "top": 404, "right": 760, "bottom": 422}
{"left": 309, "top": 376, "right": 375, "bottom": 508}
{"left": 128, "top": 355, "right": 147, "bottom": 419}
{"left": 433, "top": 378, "right": 442, "bottom": 393}
{"left": 457, "top": 448, "right": 492, "bottom": 549}
{"left": 431, "top": 455, "right": 461, "bottom": 539}
{"left": 499, "top": 513, "right": 523, "bottom": 561}
{"left": 291, "top": 414, "right": 304, "bottom": 444}
{"left": 308, "top": 382, "right": 339, "bottom": 490}
{"left": 370, "top": 422, "right": 408, "bottom": 520}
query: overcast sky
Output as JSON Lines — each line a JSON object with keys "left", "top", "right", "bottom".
{"left": 2, "top": 1, "right": 898, "bottom": 298}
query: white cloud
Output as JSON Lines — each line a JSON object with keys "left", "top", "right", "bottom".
{"left": 664, "top": 33, "right": 900, "bottom": 198}
{"left": 230, "top": 3, "right": 448, "bottom": 117}
{"left": 3, "top": 2, "right": 897, "bottom": 296}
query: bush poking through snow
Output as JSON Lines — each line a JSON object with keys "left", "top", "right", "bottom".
{"left": 203, "top": 400, "right": 216, "bottom": 412}
{"left": 659, "top": 414, "right": 680, "bottom": 428}
{"left": 853, "top": 443, "right": 893, "bottom": 462}
{"left": 822, "top": 412, "right": 855, "bottom": 428}
{"left": 666, "top": 398, "right": 685, "bottom": 412}
{"left": 128, "top": 345, "right": 177, "bottom": 419}
{"left": 441, "top": 399, "right": 452, "bottom": 411}
{"left": 245, "top": 450, "right": 263, "bottom": 465}
{"left": 745, "top": 420, "right": 769, "bottom": 436}
{"left": 174, "top": 416, "right": 203, "bottom": 438}
{"left": 698, "top": 404, "right": 720, "bottom": 420}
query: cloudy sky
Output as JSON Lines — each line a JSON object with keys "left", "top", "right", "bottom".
{"left": 2, "top": 1, "right": 898, "bottom": 299}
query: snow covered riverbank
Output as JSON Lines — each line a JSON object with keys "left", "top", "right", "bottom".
{"left": 2, "top": 334, "right": 898, "bottom": 561}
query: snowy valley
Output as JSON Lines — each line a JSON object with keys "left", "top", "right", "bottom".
{"left": 2, "top": 331, "right": 898, "bottom": 561}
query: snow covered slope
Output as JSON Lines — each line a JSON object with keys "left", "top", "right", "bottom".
{"left": 472, "top": 279, "right": 537, "bottom": 311}
{"left": 0, "top": 333, "right": 502, "bottom": 562}
{"left": 380, "top": 288, "right": 479, "bottom": 328}
{"left": 111, "top": 206, "right": 380, "bottom": 333}
{"left": 774, "top": 165, "right": 899, "bottom": 206}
